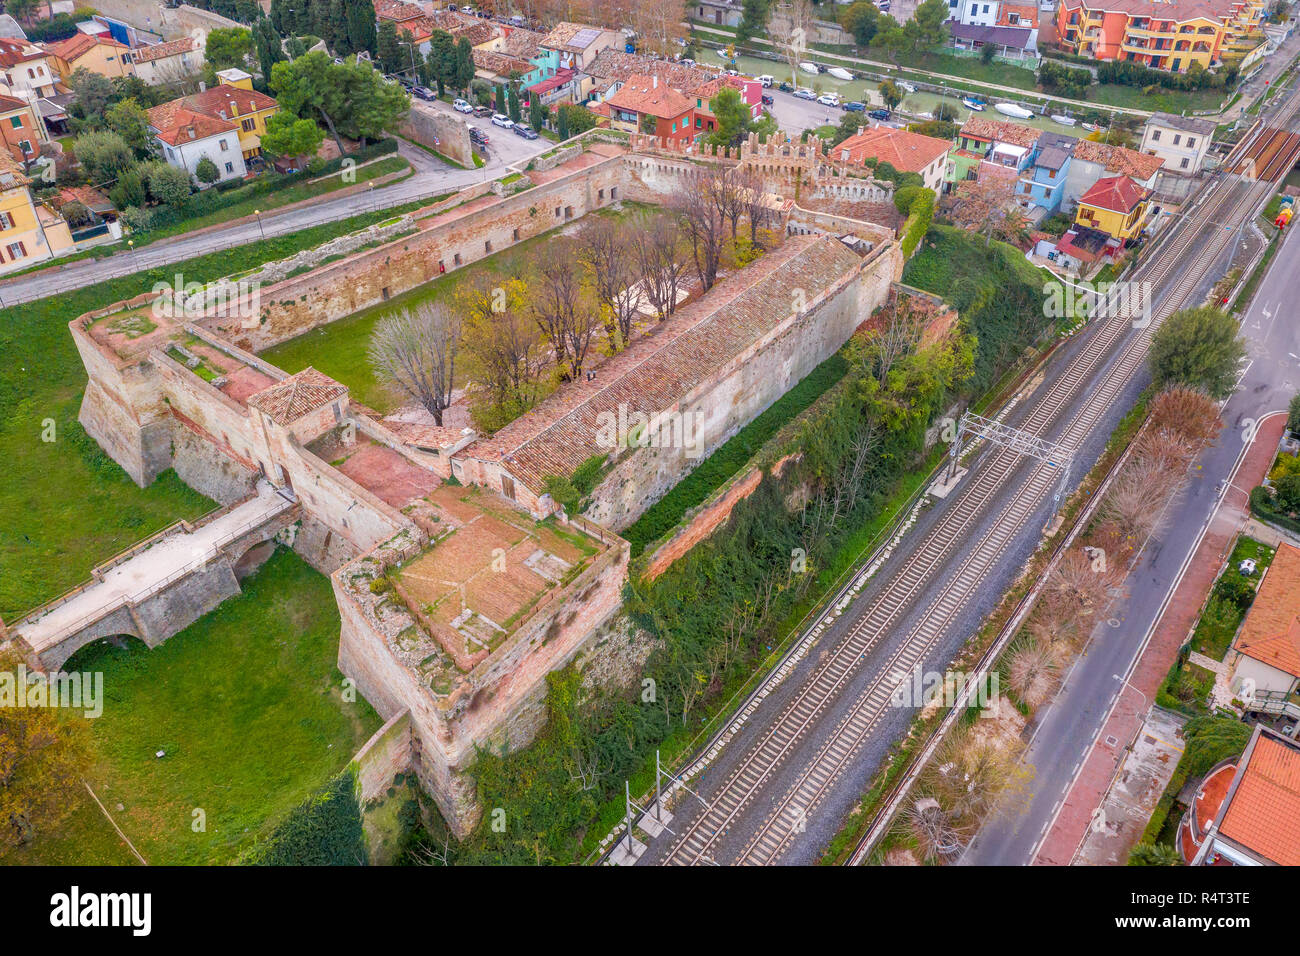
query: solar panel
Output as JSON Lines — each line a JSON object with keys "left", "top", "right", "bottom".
{"left": 571, "top": 27, "right": 600, "bottom": 48}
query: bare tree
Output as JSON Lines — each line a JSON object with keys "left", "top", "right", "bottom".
{"left": 906, "top": 795, "right": 971, "bottom": 862}
{"left": 671, "top": 168, "right": 726, "bottom": 292}
{"left": 631, "top": 212, "right": 686, "bottom": 321}
{"left": 369, "top": 303, "right": 462, "bottom": 425}
{"left": 1149, "top": 386, "right": 1222, "bottom": 447}
{"left": 1099, "top": 456, "right": 1179, "bottom": 544}
{"left": 531, "top": 238, "right": 596, "bottom": 379}
{"left": 945, "top": 174, "right": 1023, "bottom": 245}
{"left": 578, "top": 217, "right": 639, "bottom": 352}
{"left": 460, "top": 276, "right": 547, "bottom": 414}
{"left": 865, "top": 295, "right": 926, "bottom": 382}
{"left": 710, "top": 168, "right": 747, "bottom": 240}
{"left": 1006, "top": 636, "right": 1058, "bottom": 708}
{"left": 736, "top": 165, "right": 772, "bottom": 246}
{"left": 781, "top": 0, "right": 815, "bottom": 87}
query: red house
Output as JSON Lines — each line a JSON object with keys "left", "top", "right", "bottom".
{"left": 605, "top": 74, "right": 695, "bottom": 145}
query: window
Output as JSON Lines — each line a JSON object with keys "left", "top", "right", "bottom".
{"left": 18, "top": 140, "right": 30, "bottom": 154}
{"left": 224, "top": 161, "right": 233, "bottom": 173}
{"left": 1180, "top": 157, "right": 1189, "bottom": 168}
{"left": 1151, "top": 129, "right": 1160, "bottom": 141}
{"left": 241, "top": 118, "right": 255, "bottom": 132}
{"left": 26, "top": 68, "right": 34, "bottom": 78}
{"left": 0, "top": 211, "right": 13, "bottom": 230}
{"left": 512, "top": 227, "right": 520, "bottom": 240}
{"left": 1187, "top": 136, "right": 1196, "bottom": 148}
{"left": 1172, "top": 133, "right": 1181, "bottom": 145}
{"left": 8, "top": 116, "right": 20, "bottom": 129}
{"left": 6, "top": 240, "right": 26, "bottom": 259}
{"left": 484, "top": 239, "right": 492, "bottom": 253}
{"left": 219, "top": 139, "right": 229, "bottom": 151}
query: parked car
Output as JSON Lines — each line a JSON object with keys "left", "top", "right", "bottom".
{"left": 411, "top": 86, "right": 435, "bottom": 101}
{"left": 868, "top": 108, "right": 891, "bottom": 121}
{"left": 453, "top": 98, "right": 474, "bottom": 113}
{"left": 816, "top": 93, "right": 839, "bottom": 106}
{"left": 793, "top": 88, "right": 817, "bottom": 100}
{"left": 513, "top": 124, "right": 539, "bottom": 139}
{"left": 843, "top": 101, "right": 866, "bottom": 112}
{"left": 757, "top": 74, "right": 774, "bottom": 87}
{"left": 469, "top": 128, "right": 489, "bottom": 145}
{"left": 778, "top": 81, "right": 794, "bottom": 93}
{"left": 473, "top": 105, "right": 493, "bottom": 117}
{"left": 760, "top": 92, "right": 774, "bottom": 106}
{"left": 509, "top": 14, "right": 526, "bottom": 25}
{"left": 491, "top": 112, "right": 514, "bottom": 128}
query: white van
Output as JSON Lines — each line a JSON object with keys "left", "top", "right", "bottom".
{"left": 757, "top": 74, "right": 775, "bottom": 88}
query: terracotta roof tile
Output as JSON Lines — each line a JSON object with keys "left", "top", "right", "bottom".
{"left": 1072, "top": 139, "right": 1164, "bottom": 182}
{"left": 606, "top": 74, "right": 693, "bottom": 119}
{"left": 1234, "top": 542, "right": 1300, "bottom": 677}
{"left": 959, "top": 117, "right": 1040, "bottom": 148}
{"left": 1219, "top": 731, "right": 1300, "bottom": 866}
{"left": 247, "top": 367, "right": 348, "bottom": 426}
{"left": 836, "top": 127, "right": 951, "bottom": 174}
{"left": 1079, "top": 173, "right": 1148, "bottom": 212}
{"left": 147, "top": 101, "right": 237, "bottom": 145}
{"left": 44, "top": 32, "right": 127, "bottom": 62}
{"left": 132, "top": 36, "right": 199, "bottom": 64}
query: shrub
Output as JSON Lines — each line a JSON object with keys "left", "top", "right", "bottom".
{"left": 240, "top": 767, "right": 365, "bottom": 865}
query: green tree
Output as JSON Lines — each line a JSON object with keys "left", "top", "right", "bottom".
{"left": 841, "top": 1, "right": 879, "bottom": 46}
{"left": 736, "top": 0, "right": 770, "bottom": 46}
{"left": 4, "top": 0, "right": 40, "bottom": 25}
{"left": 980, "top": 41, "right": 997, "bottom": 64}
{"left": 145, "top": 161, "right": 193, "bottom": 207}
{"left": 530, "top": 100, "right": 549, "bottom": 132}
{"left": 260, "top": 110, "right": 325, "bottom": 162}
{"left": 429, "top": 30, "right": 456, "bottom": 95}
{"left": 195, "top": 155, "right": 220, "bottom": 184}
{"left": 1148, "top": 306, "right": 1246, "bottom": 399}
{"left": 67, "top": 68, "right": 115, "bottom": 121}
{"left": 507, "top": 80, "right": 521, "bottom": 125}
{"left": 454, "top": 37, "right": 475, "bottom": 92}
{"left": 911, "top": 0, "right": 951, "bottom": 49}
{"left": 104, "top": 98, "right": 151, "bottom": 157}
{"left": 706, "top": 86, "right": 758, "bottom": 147}
{"left": 557, "top": 104, "right": 570, "bottom": 139}
{"left": 1127, "top": 843, "right": 1183, "bottom": 866}
{"left": 376, "top": 19, "right": 403, "bottom": 74}
{"left": 345, "top": 0, "right": 376, "bottom": 55}
{"left": 109, "top": 165, "right": 146, "bottom": 208}
{"left": 557, "top": 103, "right": 597, "bottom": 136}
{"left": 71, "top": 129, "right": 134, "bottom": 184}
{"left": 254, "top": 16, "right": 287, "bottom": 82}
{"left": 286, "top": 35, "right": 307, "bottom": 59}
{"left": 878, "top": 79, "right": 902, "bottom": 111}
{"left": 271, "top": 51, "right": 409, "bottom": 151}
{"left": 495, "top": 81, "right": 506, "bottom": 112}
{"left": 205, "top": 26, "right": 254, "bottom": 71}
{"left": 1287, "top": 391, "right": 1300, "bottom": 434}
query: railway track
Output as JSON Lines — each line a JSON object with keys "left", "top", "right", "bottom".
{"left": 650, "top": 112, "right": 1289, "bottom": 867}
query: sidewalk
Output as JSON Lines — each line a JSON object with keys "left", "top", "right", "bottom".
{"left": 1033, "top": 412, "right": 1288, "bottom": 865}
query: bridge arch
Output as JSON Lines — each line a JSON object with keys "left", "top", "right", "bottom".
{"left": 60, "top": 632, "right": 150, "bottom": 673}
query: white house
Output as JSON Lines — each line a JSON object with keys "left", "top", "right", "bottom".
{"left": 950, "top": 0, "right": 1001, "bottom": 26}
{"left": 146, "top": 102, "right": 246, "bottom": 185}
{"left": 132, "top": 35, "right": 205, "bottom": 86}
{"left": 1140, "top": 113, "right": 1215, "bottom": 176}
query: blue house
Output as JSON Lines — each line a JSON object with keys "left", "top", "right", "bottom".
{"left": 1021, "top": 131, "right": 1076, "bottom": 217}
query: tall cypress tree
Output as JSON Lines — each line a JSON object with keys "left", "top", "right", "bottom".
{"left": 346, "top": 0, "right": 377, "bottom": 57}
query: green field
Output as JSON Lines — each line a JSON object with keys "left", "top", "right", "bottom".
{"left": 0, "top": 201, "right": 440, "bottom": 620}
{"left": 0, "top": 548, "right": 380, "bottom": 865}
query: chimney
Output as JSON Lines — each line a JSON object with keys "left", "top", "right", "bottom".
{"left": 652, "top": 74, "right": 657, "bottom": 88}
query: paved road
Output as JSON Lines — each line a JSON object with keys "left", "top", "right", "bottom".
{"left": 962, "top": 183, "right": 1300, "bottom": 868}
{"left": 0, "top": 130, "right": 549, "bottom": 307}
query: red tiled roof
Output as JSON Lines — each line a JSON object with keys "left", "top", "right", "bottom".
{"left": 1072, "top": 139, "right": 1164, "bottom": 182}
{"left": 43, "top": 32, "right": 128, "bottom": 62}
{"left": 527, "top": 67, "right": 576, "bottom": 95}
{"left": 0, "top": 37, "right": 48, "bottom": 67}
{"left": 997, "top": 3, "right": 1040, "bottom": 26}
{"left": 1234, "top": 542, "right": 1300, "bottom": 678}
{"left": 1218, "top": 731, "right": 1300, "bottom": 866}
{"left": 247, "top": 367, "right": 348, "bottom": 426}
{"left": 1079, "top": 173, "right": 1148, "bottom": 213}
{"left": 183, "top": 84, "right": 278, "bottom": 119}
{"left": 836, "top": 127, "right": 951, "bottom": 174}
{"left": 606, "top": 74, "right": 693, "bottom": 119}
{"left": 373, "top": 0, "right": 424, "bottom": 21}
{"left": 132, "top": 36, "right": 198, "bottom": 63}
{"left": 471, "top": 48, "right": 533, "bottom": 78}
{"left": 959, "top": 117, "right": 1039, "bottom": 148}
{"left": 1057, "top": 0, "right": 1238, "bottom": 21}
{"left": 147, "top": 102, "right": 238, "bottom": 145}
{"left": 0, "top": 92, "right": 29, "bottom": 113}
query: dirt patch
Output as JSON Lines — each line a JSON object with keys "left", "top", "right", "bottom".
{"left": 336, "top": 443, "right": 440, "bottom": 508}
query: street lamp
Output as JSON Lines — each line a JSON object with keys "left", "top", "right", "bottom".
{"left": 254, "top": 208, "right": 265, "bottom": 240}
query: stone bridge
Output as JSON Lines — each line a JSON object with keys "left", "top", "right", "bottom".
{"left": 10, "top": 482, "right": 300, "bottom": 672}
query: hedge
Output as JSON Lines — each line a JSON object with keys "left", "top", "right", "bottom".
{"left": 132, "top": 139, "right": 400, "bottom": 234}
{"left": 240, "top": 767, "right": 366, "bottom": 865}
{"left": 1249, "top": 485, "right": 1300, "bottom": 536}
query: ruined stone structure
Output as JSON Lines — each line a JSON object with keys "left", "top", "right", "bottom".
{"left": 67, "top": 141, "right": 904, "bottom": 836}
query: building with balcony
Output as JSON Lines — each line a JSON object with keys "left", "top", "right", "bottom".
{"left": 1055, "top": 0, "right": 1263, "bottom": 71}
{"left": 1019, "top": 130, "right": 1077, "bottom": 214}
{"left": 604, "top": 74, "right": 694, "bottom": 144}
{"left": 1073, "top": 172, "right": 1151, "bottom": 239}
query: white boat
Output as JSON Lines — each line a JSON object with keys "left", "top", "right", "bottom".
{"left": 1081, "top": 122, "right": 1102, "bottom": 132}
{"left": 827, "top": 66, "right": 853, "bottom": 80}
{"left": 995, "top": 102, "right": 1033, "bottom": 119}
{"left": 1051, "top": 113, "right": 1076, "bottom": 126}
{"left": 962, "top": 96, "right": 985, "bottom": 111}
{"left": 898, "top": 81, "right": 916, "bottom": 93}
{"left": 799, "top": 61, "right": 820, "bottom": 75}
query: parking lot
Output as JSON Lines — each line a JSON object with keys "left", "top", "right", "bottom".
{"left": 406, "top": 98, "right": 553, "bottom": 172}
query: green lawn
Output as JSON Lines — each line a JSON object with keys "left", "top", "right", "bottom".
{"left": 0, "top": 200, "right": 440, "bottom": 620}
{"left": 258, "top": 204, "right": 646, "bottom": 413}
{"left": 0, "top": 548, "right": 381, "bottom": 865}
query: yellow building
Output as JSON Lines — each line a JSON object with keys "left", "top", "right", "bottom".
{"left": 181, "top": 70, "right": 279, "bottom": 161}
{"left": 0, "top": 154, "right": 73, "bottom": 275}
{"left": 42, "top": 32, "right": 135, "bottom": 82}
{"left": 1074, "top": 174, "right": 1152, "bottom": 241}
{"left": 1056, "top": 0, "right": 1263, "bottom": 72}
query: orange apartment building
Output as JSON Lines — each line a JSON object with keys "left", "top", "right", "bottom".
{"left": 1055, "top": 0, "right": 1264, "bottom": 71}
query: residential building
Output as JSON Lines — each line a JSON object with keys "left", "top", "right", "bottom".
{"left": 1019, "top": 130, "right": 1076, "bottom": 214}
{"left": 471, "top": 49, "right": 543, "bottom": 88}
{"left": 1072, "top": 172, "right": 1151, "bottom": 239}
{"left": 146, "top": 102, "right": 246, "bottom": 184}
{"left": 539, "top": 22, "right": 622, "bottom": 74}
{"left": 131, "top": 36, "right": 204, "bottom": 86}
{"left": 476, "top": 27, "right": 553, "bottom": 84}
{"left": 1140, "top": 111, "right": 1215, "bottom": 174}
{"left": 0, "top": 93, "right": 42, "bottom": 164}
{"left": 688, "top": 74, "right": 763, "bottom": 136}
{"left": 949, "top": 118, "right": 1040, "bottom": 186}
{"left": 1055, "top": 0, "right": 1264, "bottom": 72}
{"left": 526, "top": 68, "right": 581, "bottom": 108}
{"left": 582, "top": 49, "right": 715, "bottom": 103}
{"left": 42, "top": 31, "right": 134, "bottom": 82}
{"left": 0, "top": 38, "right": 57, "bottom": 98}
{"left": 604, "top": 74, "right": 694, "bottom": 144}
{"left": 691, "top": 0, "right": 744, "bottom": 26}
{"left": 0, "top": 152, "right": 73, "bottom": 274}
{"left": 951, "top": 0, "right": 1003, "bottom": 26}
{"left": 1180, "top": 725, "right": 1300, "bottom": 865}
{"left": 182, "top": 70, "right": 279, "bottom": 162}
{"left": 1228, "top": 542, "right": 1300, "bottom": 705}
{"left": 836, "top": 126, "right": 953, "bottom": 192}
{"left": 947, "top": 21, "right": 1041, "bottom": 59}
{"left": 1063, "top": 138, "right": 1163, "bottom": 206}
